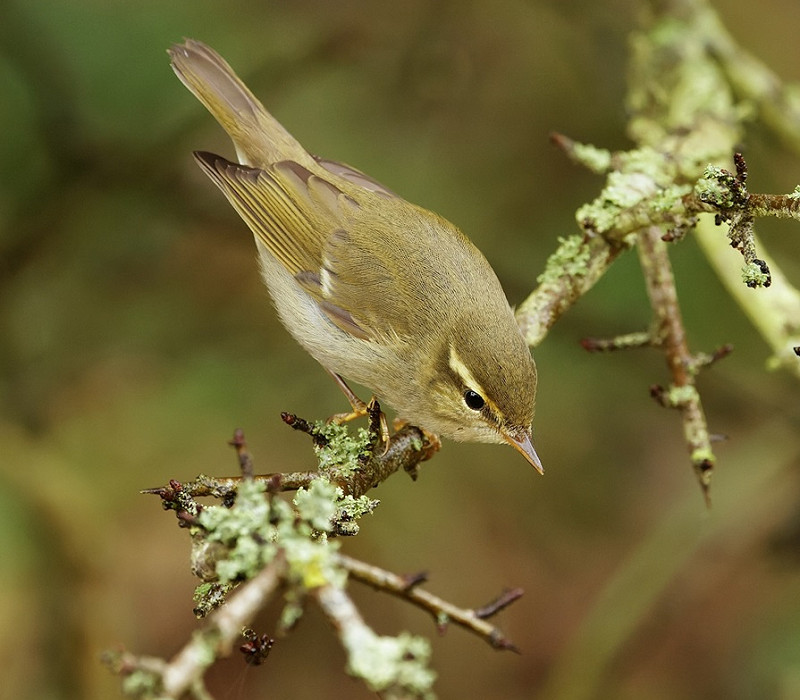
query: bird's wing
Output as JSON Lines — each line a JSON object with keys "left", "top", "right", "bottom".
{"left": 194, "top": 151, "right": 415, "bottom": 341}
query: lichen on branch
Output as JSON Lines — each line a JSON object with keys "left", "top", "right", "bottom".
{"left": 516, "top": 0, "right": 800, "bottom": 497}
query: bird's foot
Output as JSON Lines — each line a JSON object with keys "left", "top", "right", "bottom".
{"left": 330, "top": 396, "right": 391, "bottom": 455}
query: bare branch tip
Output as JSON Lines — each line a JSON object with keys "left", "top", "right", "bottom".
{"left": 733, "top": 152, "right": 747, "bottom": 181}
{"left": 489, "top": 630, "right": 521, "bottom": 654}
{"left": 227, "top": 428, "right": 246, "bottom": 449}
{"left": 281, "top": 411, "right": 329, "bottom": 447}
{"left": 649, "top": 384, "right": 667, "bottom": 406}
{"left": 549, "top": 131, "right": 573, "bottom": 151}
{"left": 474, "top": 588, "right": 525, "bottom": 620}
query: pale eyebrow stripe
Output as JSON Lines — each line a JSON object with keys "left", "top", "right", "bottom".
{"left": 448, "top": 345, "right": 503, "bottom": 419}
{"left": 448, "top": 345, "right": 486, "bottom": 397}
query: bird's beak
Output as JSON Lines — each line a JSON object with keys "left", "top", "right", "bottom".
{"left": 503, "top": 430, "right": 544, "bottom": 475}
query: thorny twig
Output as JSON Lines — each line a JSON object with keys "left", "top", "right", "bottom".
{"left": 126, "top": 415, "right": 451, "bottom": 698}
{"left": 518, "top": 0, "right": 800, "bottom": 499}
{"left": 637, "top": 226, "right": 716, "bottom": 503}
{"left": 339, "top": 554, "right": 522, "bottom": 652}
{"left": 144, "top": 414, "right": 439, "bottom": 511}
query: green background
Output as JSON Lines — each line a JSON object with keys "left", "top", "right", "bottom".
{"left": 2, "top": 1, "right": 800, "bottom": 698}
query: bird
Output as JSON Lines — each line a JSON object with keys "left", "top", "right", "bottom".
{"left": 169, "top": 39, "right": 542, "bottom": 472}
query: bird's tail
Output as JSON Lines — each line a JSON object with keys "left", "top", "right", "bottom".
{"left": 168, "top": 39, "right": 309, "bottom": 167}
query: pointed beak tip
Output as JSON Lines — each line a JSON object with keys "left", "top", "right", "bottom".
{"left": 504, "top": 431, "right": 544, "bottom": 475}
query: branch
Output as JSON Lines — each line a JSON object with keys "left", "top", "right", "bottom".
{"left": 339, "top": 554, "right": 522, "bottom": 652}
{"left": 314, "top": 583, "right": 436, "bottom": 699}
{"left": 143, "top": 416, "right": 439, "bottom": 510}
{"left": 105, "top": 553, "right": 286, "bottom": 699}
{"left": 516, "top": 233, "right": 625, "bottom": 347}
{"left": 637, "top": 227, "right": 715, "bottom": 501}
{"left": 124, "top": 421, "right": 503, "bottom": 698}
{"left": 700, "top": 0, "right": 800, "bottom": 154}
{"left": 162, "top": 553, "right": 285, "bottom": 696}
{"left": 525, "top": 0, "right": 800, "bottom": 499}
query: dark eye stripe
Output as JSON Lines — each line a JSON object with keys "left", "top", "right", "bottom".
{"left": 463, "top": 389, "right": 485, "bottom": 411}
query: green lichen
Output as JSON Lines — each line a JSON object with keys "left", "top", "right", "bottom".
{"left": 193, "top": 475, "right": 353, "bottom": 592}
{"left": 279, "top": 599, "right": 305, "bottom": 632}
{"left": 189, "top": 443, "right": 381, "bottom": 596}
{"left": 312, "top": 421, "right": 372, "bottom": 476}
{"left": 789, "top": 185, "right": 800, "bottom": 201}
{"left": 335, "top": 494, "right": 380, "bottom": 536}
{"left": 570, "top": 142, "right": 612, "bottom": 173}
{"left": 196, "top": 479, "right": 281, "bottom": 584}
{"left": 338, "top": 494, "right": 379, "bottom": 519}
{"left": 215, "top": 536, "right": 272, "bottom": 583}
{"left": 690, "top": 446, "right": 715, "bottom": 466}
{"left": 293, "top": 477, "right": 380, "bottom": 537}
{"left": 120, "top": 669, "right": 162, "bottom": 698}
{"left": 294, "top": 478, "right": 339, "bottom": 532}
{"left": 617, "top": 146, "right": 668, "bottom": 182}
{"left": 344, "top": 629, "right": 436, "bottom": 699}
{"left": 695, "top": 165, "right": 736, "bottom": 208}
{"left": 577, "top": 169, "right": 659, "bottom": 234}
{"left": 665, "top": 384, "right": 698, "bottom": 407}
{"left": 198, "top": 479, "right": 270, "bottom": 542}
{"left": 537, "top": 234, "right": 593, "bottom": 285}
{"left": 606, "top": 170, "right": 657, "bottom": 208}
{"left": 651, "top": 183, "right": 692, "bottom": 213}
{"left": 741, "top": 261, "right": 770, "bottom": 288}
{"left": 284, "top": 535, "right": 343, "bottom": 589}
{"left": 192, "top": 582, "right": 234, "bottom": 618}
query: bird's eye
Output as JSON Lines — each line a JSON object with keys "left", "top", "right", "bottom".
{"left": 463, "top": 389, "right": 485, "bottom": 411}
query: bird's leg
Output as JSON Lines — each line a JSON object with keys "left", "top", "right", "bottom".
{"left": 365, "top": 396, "right": 391, "bottom": 456}
{"left": 327, "top": 370, "right": 368, "bottom": 418}
{"left": 326, "top": 370, "right": 390, "bottom": 449}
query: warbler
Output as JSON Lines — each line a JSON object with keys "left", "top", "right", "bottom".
{"left": 169, "top": 40, "right": 542, "bottom": 472}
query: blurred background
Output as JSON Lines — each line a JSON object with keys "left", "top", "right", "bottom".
{"left": 2, "top": 0, "right": 800, "bottom": 698}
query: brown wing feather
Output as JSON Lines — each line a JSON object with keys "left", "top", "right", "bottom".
{"left": 194, "top": 151, "right": 385, "bottom": 340}
{"left": 194, "top": 151, "right": 324, "bottom": 276}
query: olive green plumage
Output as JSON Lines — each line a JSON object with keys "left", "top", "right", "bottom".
{"left": 169, "top": 39, "right": 541, "bottom": 471}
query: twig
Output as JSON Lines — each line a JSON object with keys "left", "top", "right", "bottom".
{"left": 473, "top": 588, "right": 525, "bottom": 620}
{"left": 340, "top": 423, "right": 438, "bottom": 496}
{"left": 281, "top": 412, "right": 331, "bottom": 447}
{"left": 339, "top": 554, "right": 521, "bottom": 652}
{"left": 142, "top": 470, "right": 317, "bottom": 503}
{"left": 161, "top": 553, "right": 285, "bottom": 696}
{"left": 314, "top": 583, "right": 436, "bottom": 698}
{"left": 107, "top": 553, "right": 286, "bottom": 698}
{"left": 143, "top": 414, "right": 438, "bottom": 507}
{"left": 638, "top": 226, "right": 715, "bottom": 502}
{"left": 543, "top": 0, "right": 800, "bottom": 501}
{"left": 580, "top": 331, "right": 653, "bottom": 353}
{"left": 695, "top": 218, "right": 800, "bottom": 376}
{"left": 516, "top": 234, "right": 626, "bottom": 347}
{"left": 228, "top": 428, "right": 254, "bottom": 479}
